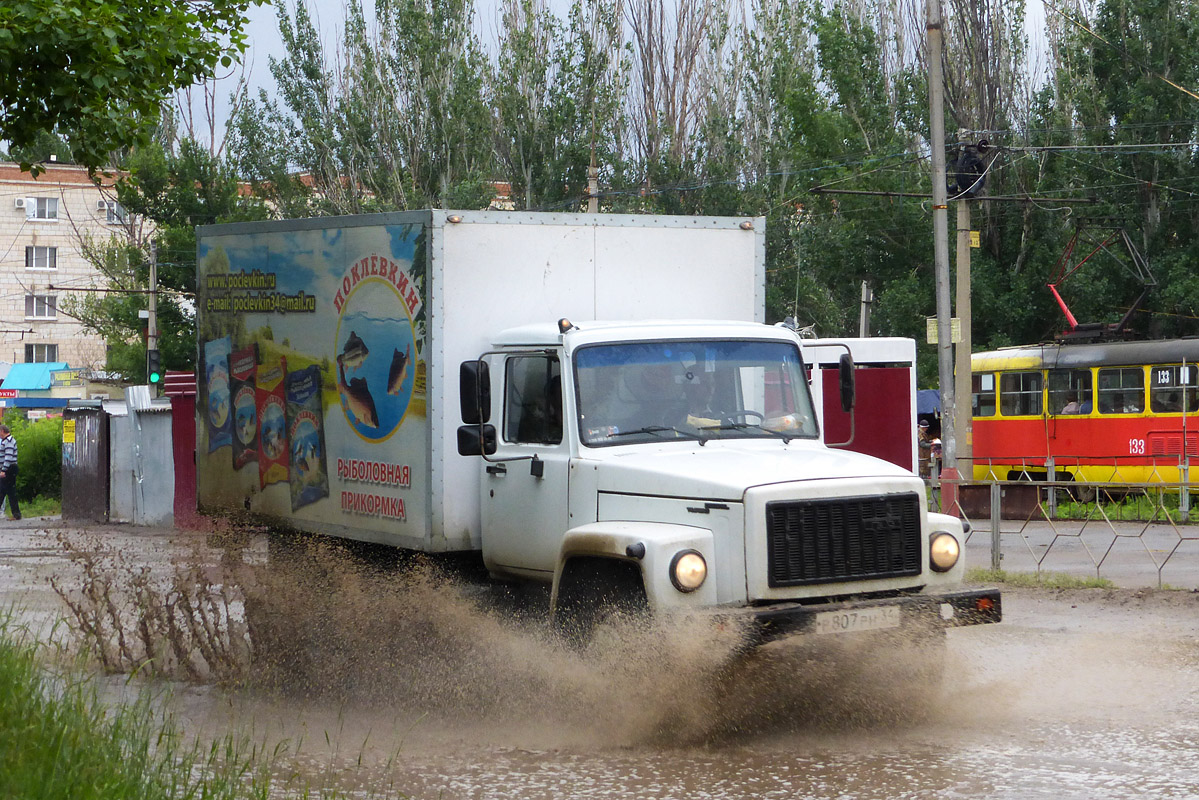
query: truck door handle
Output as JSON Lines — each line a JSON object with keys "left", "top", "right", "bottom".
{"left": 486, "top": 464, "right": 507, "bottom": 476}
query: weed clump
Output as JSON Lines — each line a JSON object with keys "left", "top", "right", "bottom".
{"left": 50, "top": 531, "right": 251, "bottom": 683}
{"left": 0, "top": 613, "right": 279, "bottom": 800}
{"left": 47, "top": 529, "right": 755, "bottom": 744}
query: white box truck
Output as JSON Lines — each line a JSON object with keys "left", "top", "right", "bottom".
{"left": 195, "top": 211, "right": 999, "bottom": 645}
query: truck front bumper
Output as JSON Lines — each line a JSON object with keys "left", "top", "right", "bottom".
{"left": 745, "top": 588, "right": 1002, "bottom": 647}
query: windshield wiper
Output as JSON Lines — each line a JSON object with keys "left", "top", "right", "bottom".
{"left": 699, "top": 422, "right": 793, "bottom": 444}
{"left": 609, "top": 425, "right": 708, "bottom": 445}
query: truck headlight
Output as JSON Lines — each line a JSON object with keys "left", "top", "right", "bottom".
{"left": 929, "top": 532, "right": 960, "bottom": 572}
{"left": 670, "top": 550, "right": 707, "bottom": 592}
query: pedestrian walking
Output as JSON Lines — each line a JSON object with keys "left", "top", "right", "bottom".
{"left": 0, "top": 424, "right": 21, "bottom": 520}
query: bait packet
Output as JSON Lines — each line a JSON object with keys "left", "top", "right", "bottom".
{"left": 203, "top": 337, "right": 233, "bottom": 452}
{"left": 286, "top": 364, "right": 329, "bottom": 510}
{"left": 230, "top": 344, "right": 259, "bottom": 470}
{"left": 256, "top": 356, "right": 289, "bottom": 488}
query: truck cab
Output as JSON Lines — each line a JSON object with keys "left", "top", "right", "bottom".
{"left": 459, "top": 319, "right": 1000, "bottom": 644}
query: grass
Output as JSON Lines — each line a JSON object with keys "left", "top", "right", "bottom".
{"left": 966, "top": 566, "right": 1117, "bottom": 589}
{"left": 1051, "top": 496, "right": 1192, "bottom": 523}
{"left": 8, "top": 494, "right": 61, "bottom": 518}
{"left": 0, "top": 614, "right": 300, "bottom": 800}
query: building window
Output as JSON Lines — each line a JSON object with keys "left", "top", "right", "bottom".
{"left": 26, "top": 197, "right": 58, "bottom": 220}
{"left": 25, "top": 295, "right": 57, "bottom": 320}
{"left": 25, "top": 343, "right": 58, "bottom": 363}
{"left": 100, "top": 200, "right": 126, "bottom": 224}
{"left": 24, "top": 245, "right": 57, "bottom": 270}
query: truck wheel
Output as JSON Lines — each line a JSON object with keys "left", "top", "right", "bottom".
{"left": 552, "top": 557, "right": 648, "bottom": 646}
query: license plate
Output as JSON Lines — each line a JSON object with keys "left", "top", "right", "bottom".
{"left": 813, "top": 605, "right": 901, "bottom": 635}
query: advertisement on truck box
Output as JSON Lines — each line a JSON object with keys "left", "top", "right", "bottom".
{"left": 196, "top": 222, "right": 428, "bottom": 541}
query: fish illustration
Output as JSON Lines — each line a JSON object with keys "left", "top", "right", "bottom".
{"left": 340, "top": 331, "right": 370, "bottom": 371}
{"left": 387, "top": 344, "right": 411, "bottom": 395}
{"left": 291, "top": 439, "right": 306, "bottom": 470}
{"left": 302, "top": 442, "right": 322, "bottom": 482}
{"left": 262, "top": 425, "right": 283, "bottom": 460}
{"left": 337, "top": 354, "right": 379, "bottom": 428}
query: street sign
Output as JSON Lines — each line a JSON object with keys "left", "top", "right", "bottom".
{"left": 926, "top": 317, "right": 962, "bottom": 344}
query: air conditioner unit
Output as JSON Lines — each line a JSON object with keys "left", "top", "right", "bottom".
{"left": 97, "top": 200, "right": 109, "bottom": 211}
{"left": 14, "top": 198, "right": 25, "bottom": 210}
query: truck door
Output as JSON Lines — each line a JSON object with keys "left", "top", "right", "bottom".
{"left": 482, "top": 352, "right": 570, "bottom": 576}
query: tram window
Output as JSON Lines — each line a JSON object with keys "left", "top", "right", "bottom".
{"left": 972, "top": 372, "right": 996, "bottom": 417}
{"left": 1000, "top": 371, "right": 1042, "bottom": 416}
{"left": 1150, "top": 365, "right": 1198, "bottom": 413}
{"left": 1048, "top": 369, "right": 1092, "bottom": 415}
{"left": 1097, "top": 367, "right": 1144, "bottom": 414}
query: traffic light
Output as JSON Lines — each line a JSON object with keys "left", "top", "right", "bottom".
{"left": 147, "top": 348, "right": 162, "bottom": 384}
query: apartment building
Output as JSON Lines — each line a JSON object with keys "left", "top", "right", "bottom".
{"left": 0, "top": 161, "right": 128, "bottom": 370}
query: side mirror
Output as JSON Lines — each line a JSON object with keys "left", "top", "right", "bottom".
{"left": 460, "top": 359, "right": 491, "bottom": 424}
{"left": 457, "top": 424, "right": 497, "bottom": 456}
{"left": 838, "top": 353, "right": 856, "bottom": 412}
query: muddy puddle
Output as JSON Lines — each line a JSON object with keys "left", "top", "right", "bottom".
{"left": 7, "top": 524, "right": 1199, "bottom": 799}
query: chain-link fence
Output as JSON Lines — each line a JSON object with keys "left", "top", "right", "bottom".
{"left": 930, "top": 475, "right": 1199, "bottom": 589}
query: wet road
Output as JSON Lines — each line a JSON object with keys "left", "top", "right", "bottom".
{"left": 3, "top": 520, "right": 1199, "bottom": 799}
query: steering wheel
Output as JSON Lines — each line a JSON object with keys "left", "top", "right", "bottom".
{"left": 723, "top": 409, "right": 765, "bottom": 425}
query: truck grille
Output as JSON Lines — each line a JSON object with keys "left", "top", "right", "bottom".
{"left": 766, "top": 494, "right": 922, "bottom": 587}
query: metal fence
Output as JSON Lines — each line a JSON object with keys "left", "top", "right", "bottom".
{"left": 929, "top": 475, "right": 1199, "bottom": 589}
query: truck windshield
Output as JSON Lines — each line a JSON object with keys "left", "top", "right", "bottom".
{"left": 574, "top": 339, "right": 818, "bottom": 446}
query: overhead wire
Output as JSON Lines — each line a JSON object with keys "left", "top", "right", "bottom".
{"left": 1056, "top": 152, "right": 1199, "bottom": 199}
{"left": 1005, "top": 142, "right": 1199, "bottom": 153}
{"left": 962, "top": 120, "right": 1199, "bottom": 138}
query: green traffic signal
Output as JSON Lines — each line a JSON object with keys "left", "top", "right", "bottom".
{"left": 147, "top": 348, "right": 162, "bottom": 384}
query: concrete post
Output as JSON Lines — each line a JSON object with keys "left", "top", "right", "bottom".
{"left": 927, "top": 0, "right": 957, "bottom": 513}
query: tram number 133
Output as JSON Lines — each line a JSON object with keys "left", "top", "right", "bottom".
{"left": 1129, "top": 438, "right": 1146, "bottom": 455}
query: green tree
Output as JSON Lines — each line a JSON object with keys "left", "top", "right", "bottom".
{"left": 3, "top": 130, "right": 71, "bottom": 165}
{"left": 232, "top": 0, "right": 495, "bottom": 213}
{"left": 1027, "top": 0, "right": 1199, "bottom": 342}
{"left": 490, "top": 0, "right": 628, "bottom": 209}
{"left": 67, "top": 137, "right": 266, "bottom": 381}
{"left": 0, "top": 0, "right": 263, "bottom": 174}
{"left": 2, "top": 411, "right": 62, "bottom": 502}
{"left": 378, "top": 0, "right": 494, "bottom": 206}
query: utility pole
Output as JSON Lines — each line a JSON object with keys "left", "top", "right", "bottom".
{"left": 858, "top": 280, "right": 873, "bottom": 337}
{"left": 587, "top": 115, "right": 599, "bottom": 213}
{"left": 955, "top": 197, "right": 973, "bottom": 481}
{"left": 587, "top": 161, "right": 599, "bottom": 214}
{"left": 148, "top": 241, "right": 159, "bottom": 389}
{"left": 926, "top": 0, "right": 958, "bottom": 511}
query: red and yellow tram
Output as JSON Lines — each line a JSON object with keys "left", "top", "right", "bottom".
{"left": 970, "top": 339, "right": 1199, "bottom": 484}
